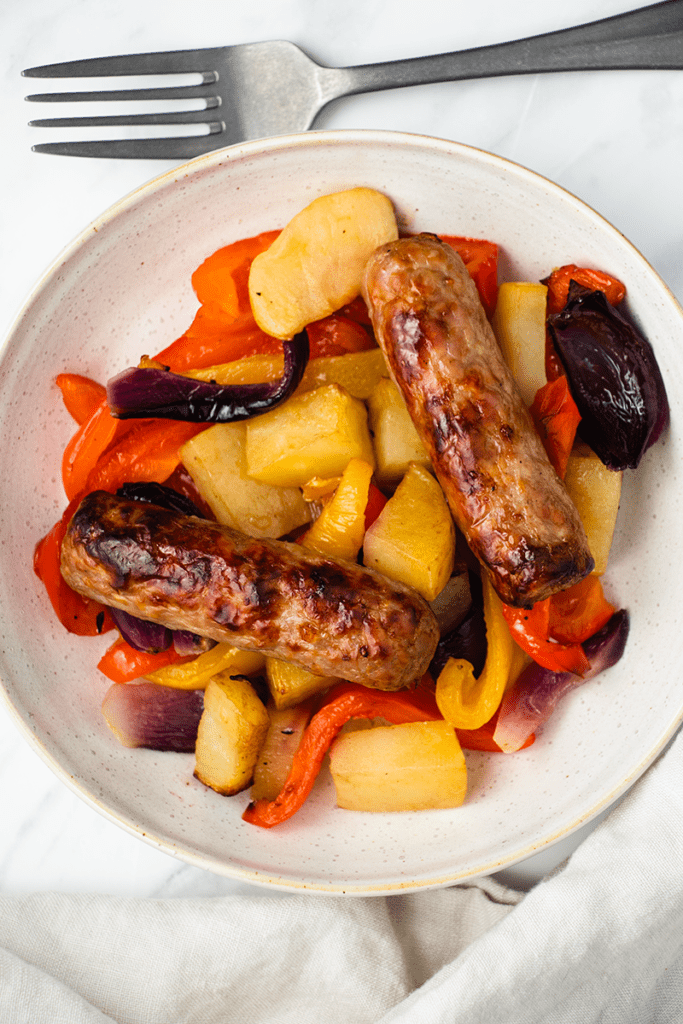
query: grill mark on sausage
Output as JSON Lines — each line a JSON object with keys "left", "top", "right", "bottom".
{"left": 363, "top": 234, "right": 594, "bottom": 608}
{"left": 61, "top": 491, "right": 439, "bottom": 690}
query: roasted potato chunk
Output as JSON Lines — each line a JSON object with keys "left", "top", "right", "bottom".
{"left": 194, "top": 673, "right": 269, "bottom": 795}
{"left": 564, "top": 443, "right": 623, "bottom": 575}
{"left": 329, "top": 720, "right": 467, "bottom": 812}
{"left": 245, "top": 383, "right": 375, "bottom": 487}
{"left": 367, "top": 377, "right": 431, "bottom": 485}
{"left": 492, "top": 282, "right": 548, "bottom": 406}
{"left": 265, "top": 658, "right": 337, "bottom": 711}
{"left": 181, "top": 421, "right": 312, "bottom": 539}
{"left": 362, "top": 462, "right": 455, "bottom": 601}
{"left": 248, "top": 188, "right": 398, "bottom": 339}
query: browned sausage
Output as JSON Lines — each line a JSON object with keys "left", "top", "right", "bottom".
{"left": 61, "top": 491, "right": 439, "bottom": 690}
{"left": 362, "top": 234, "right": 594, "bottom": 608}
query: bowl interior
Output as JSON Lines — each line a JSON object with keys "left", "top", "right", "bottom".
{"left": 1, "top": 130, "right": 681, "bottom": 893}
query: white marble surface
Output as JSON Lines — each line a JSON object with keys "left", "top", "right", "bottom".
{"left": 0, "top": 0, "right": 682, "bottom": 898}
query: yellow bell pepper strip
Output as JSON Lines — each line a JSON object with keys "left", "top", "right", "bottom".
{"left": 299, "top": 458, "right": 374, "bottom": 561}
{"left": 435, "top": 574, "right": 516, "bottom": 730}
{"left": 144, "top": 641, "right": 266, "bottom": 690}
{"left": 242, "top": 681, "right": 442, "bottom": 829}
{"left": 301, "top": 475, "right": 341, "bottom": 503}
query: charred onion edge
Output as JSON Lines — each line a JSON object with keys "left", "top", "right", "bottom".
{"left": 106, "top": 331, "right": 309, "bottom": 422}
{"left": 548, "top": 284, "right": 669, "bottom": 470}
{"left": 492, "top": 608, "right": 630, "bottom": 752}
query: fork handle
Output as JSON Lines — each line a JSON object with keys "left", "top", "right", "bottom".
{"left": 331, "top": 0, "right": 683, "bottom": 98}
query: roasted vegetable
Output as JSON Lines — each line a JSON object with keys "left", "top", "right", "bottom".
{"left": 144, "top": 642, "right": 266, "bottom": 691}
{"left": 116, "top": 481, "right": 205, "bottom": 517}
{"left": 367, "top": 376, "right": 431, "bottom": 485}
{"left": 194, "top": 673, "right": 270, "bottom": 795}
{"left": 548, "top": 283, "right": 669, "bottom": 470}
{"left": 265, "top": 658, "right": 337, "bottom": 711}
{"left": 106, "top": 332, "right": 309, "bottom": 423}
{"left": 108, "top": 607, "right": 173, "bottom": 653}
{"left": 102, "top": 682, "right": 204, "bottom": 751}
{"left": 243, "top": 682, "right": 443, "bottom": 828}
{"left": 329, "top": 719, "right": 467, "bottom": 812}
{"left": 186, "top": 346, "right": 388, "bottom": 402}
{"left": 491, "top": 281, "right": 548, "bottom": 407}
{"left": 564, "top": 444, "right": 623, "bottom": 575}
{"left": 251, "top": 700, "right": 315, "bottom": 801}
{"left": 362, "top": 462, "right": 455, "bottom": 602}
{"left": 435, "top": 574, "right": 517, "bottom": 731}
{"left": 299, "top": 457, "right": 374, "bottom": 561}
{"left": 529, "top": 376, "right": 581, "bottom": 480}
{"left": 429, "top": 571, "right": 486, "bottom": 679}
{"left": 180, "top": 421, "right": 313, "bottom": 540}
{"left": 248, "top": 188, "right": 398, "bottom": 339}
{"left": 98, "top": 640, "right": 185, "bottom": 683}
{"left": 245, "top": 382, "right": 375, "bottom": 487}
{"left": 493, "top": 609, "right": 629, "bottom": 752}
{"left": 543, "top": 264, "right": 626, "bottom": 317}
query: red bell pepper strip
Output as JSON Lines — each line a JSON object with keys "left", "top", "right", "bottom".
{"left": 98, "top": 638, "right": 186, "bottom": 683}
{"left": 155, "top": 231, "right": 282, "bottom": 372}
{"left": 33, "top": 498, "right": 114, "bottom": 637}
{"left": 306, "top": 312, "right": 375, "bottom": 359}
{"left": 191, "top": 230, "right": 281, "bottom": 310}
{"left": 544, "top": 264, "right": 626, "bottom": 316}
{"left": 543, "top": 265, "right": 626, "bottom": 381}
{"left": 529, "top": 376, "right": 581, "bottom": 479}
{"left": 502, "top": 599, "right": 591, "bottom": 676}
{"left": 363, "top": 483, "right": 388, "bottom": 531}
{"left": 55, "top": 374, "right": 106, "bottom": 425}
{"left": 337, "top": 296, "right": 373, "bottom": 327}
{"left": 441, "top": 235, "right": 499, "bottom": 320}
{"left": 502, "top": 577, "right": 613, "bottom": 675}
{"left": 242, "top": 682, "right": 442, "bottom": 828}
{"left": 548, "top": 575, "right": 615, "bottom": 645}
{"left": 61, "top": 398, "right": 121, "bottom": 501}
{"left": 83, "top": 418, "right": 207, "bottom": 495}
{"left": 158, "top": 310, "right": 285, "bottom": 372}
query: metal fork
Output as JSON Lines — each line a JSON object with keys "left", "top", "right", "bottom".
{"left": 23, "top": 0, "right": 683, "bottom": 160}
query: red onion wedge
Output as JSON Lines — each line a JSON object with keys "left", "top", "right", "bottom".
{"left": 548, "top": 284, "right": 669, "bottom": 471}
{"left": 493, "top": 609, "right": 629, "bottom": 752}
{"left": 106, "top": 332, "right": 309, "bottom": 422}
{"left": 101, "top": 682, "right": 204, "bottom": 751}
{"left": 108, "top": 606, "right": 173, "bottom": 653}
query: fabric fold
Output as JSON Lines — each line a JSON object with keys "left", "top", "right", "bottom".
{"left": 0, "top": 731, "right": 681, "bottom": 1023}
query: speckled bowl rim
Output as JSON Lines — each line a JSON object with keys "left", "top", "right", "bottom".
{"left": 1, "top": 128, "right": 681, "bottom": 894}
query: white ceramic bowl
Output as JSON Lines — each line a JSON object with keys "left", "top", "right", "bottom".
{"left": 1, "top": 130, "right": 681, "bottom": 894}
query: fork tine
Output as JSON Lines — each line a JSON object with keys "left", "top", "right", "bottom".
{"left": 25, "top": 85, "right": 220, "bottom": 103}
{"left": 30, "top": 134, "right": 225, "bottom": 160}
{"left": 22, "top": 48, "right": 224, "bottom": 78}
{"left": 29, "top": 110, "right": 224, "bottom": 129}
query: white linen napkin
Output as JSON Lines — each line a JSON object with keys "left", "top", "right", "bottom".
{"left": 1, "top": 728, "right": 682, "bottom": 1024}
